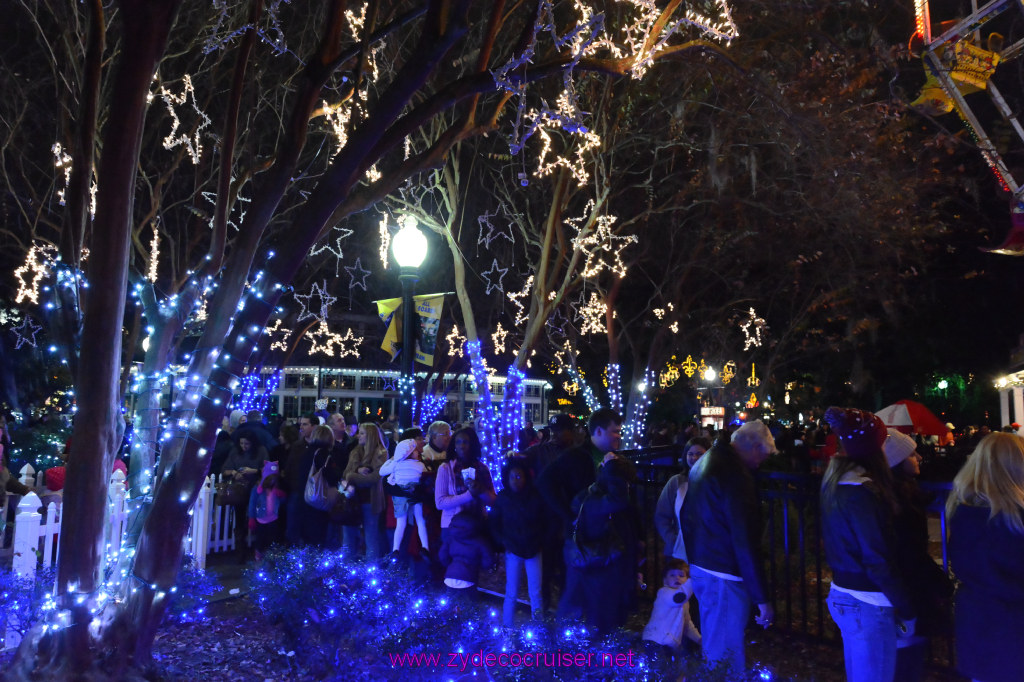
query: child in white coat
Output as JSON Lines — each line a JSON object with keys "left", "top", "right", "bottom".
{"left": 643, "top": 559, "right": 701, "bottom": 654}
{"left": 380, "top": 438, "right": 429, "bottom": 561}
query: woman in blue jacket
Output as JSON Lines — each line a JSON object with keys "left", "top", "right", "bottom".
{"left": 947, "top": 432, "right": 1024, "bottom": 682}
{"left": 820, "top": 407, "right": 915, "bottom": 682}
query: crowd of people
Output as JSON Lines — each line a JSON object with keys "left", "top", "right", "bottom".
{"left": 3, "top": 403, "right": 1023, "bottom": 682}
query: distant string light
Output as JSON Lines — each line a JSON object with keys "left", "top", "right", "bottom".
{"left": 741, "top": 307, "right": 767, "bottom": 350}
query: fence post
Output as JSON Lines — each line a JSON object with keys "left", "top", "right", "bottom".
{"left": 18, "top": 464, "right": 35, "bottom": 489}
{"left": 107, "top": 469, "right": 127, "bottom": 561}
{"left": 12, "top": 492, "right": 41, "bottom": 579}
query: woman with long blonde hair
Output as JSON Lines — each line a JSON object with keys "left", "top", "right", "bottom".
{"left": 342, "top": 422, "right": 389, "bottom": 559}
{"left": 947, "top": 432, "right": 1024, "bottom": 682}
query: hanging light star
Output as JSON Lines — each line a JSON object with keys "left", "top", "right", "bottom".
{"left": 446, "top": 325, "right": 466, "bottom": 358}
{"left": 306, "top": 320, "right": 344, "bottom": 357}
{"left": 477, "top": 210, "right": 516, "bottom": 251}
{"left": 741, "top": 307, "right": 767, "bottom": 351}
{"left": 481, "top": 259, "right": 509, "bottom": 295}
{"left": 309, "top": 227, "right": 354, "bottom": 276}
{"left": 13, "top": 316, "right": 42, "bottom": 349}
{"left": 571, "top": 207, "right": 637, "bottom": 278}
{"left": 491, "top": 323, "right": 508, "bottom": 355}
{"left": 294, "top": 281, "right": 336, "bottom": 323}
{"left": 264, "top": 318, "right": 292, "bottom": 351}
{"left": 345, "top": 257, "right": 371, "bottom": 292}
{"left": 14, "top": 244, "right": 52, "bottom": 305}
{"left": 160, "top": 74, "right": 212, "bottom": 164}
{"left": 578, "top": 292, "right": 607, "bottom": 335}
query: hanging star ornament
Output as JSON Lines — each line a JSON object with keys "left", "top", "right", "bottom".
{"left": 481, "top": 259, "right": 509, "bottom": 295}
{"left": 160, "top": 74, "right": 212, "bottom": 164}
{"left": 309, "top": 227, "right": 355, "bottom": 275}
{"left": 345, "top": 257, "right": 371, "bottom": 292}
{"left": 14, "top": 244, "right": 54, "bottom": 305}
{"left": 578, "top": 292, "right": 607, "bottom": 335}
{"left": 491, "top": 323, "right": 508, "bottom": 355}
{"left": 571, "top": 211, "right": 637, "bottom": 279}
{"left": 13, "top": 316, "right": 42, "bottom": 349}
{"left": 741, "top": 307, "right": 768, "bottom": 351}
{"left": 477, "top": 210, "right": 515, "bottom": 250}
{"left": 264, "top": 318, "right": 292, "bottom": 351}
{"left": 446, "top": 325, "right": 466, "bottom": 358}
{"left": 294, "top": 281, "right": 336, "bottom": 323}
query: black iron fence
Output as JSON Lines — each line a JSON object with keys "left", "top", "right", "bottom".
{"left": 625, "top": 445, "right": 955, "bottom": 662}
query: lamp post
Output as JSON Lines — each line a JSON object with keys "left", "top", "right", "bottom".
{"left": 391, "top": 221, "right": 428, "bottom": 431}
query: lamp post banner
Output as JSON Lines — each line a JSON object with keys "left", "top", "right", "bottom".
{"left": 374, "top": 294, "right": 445, "bottom": 365}
{"left": 413, "top": 294, "right": 444, "bottom": 366}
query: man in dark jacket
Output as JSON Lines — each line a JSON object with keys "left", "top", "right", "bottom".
{"left": 537, "top": 408, "right": 623, "bottom": 614}
{"left": 681, "top": 420, "right": 776, "bottom": 672}
{"left": 524, "top": 414, "right": 578, "bottom": 477}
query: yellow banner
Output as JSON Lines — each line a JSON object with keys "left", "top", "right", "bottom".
{"left": 374, "top": 294, "right": 446, "bottom": 366}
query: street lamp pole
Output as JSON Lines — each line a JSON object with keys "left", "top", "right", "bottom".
{"left": 391, "top": 221, "right": 428, "bottom": 431}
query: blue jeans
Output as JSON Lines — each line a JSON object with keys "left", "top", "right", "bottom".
{"left": 503, "top": 552, "right": 543, "bottom": 627}
{"left": 827, "top": 587, "right": 897, "bottom": 682}
{"left": 342, "top": 504, "right": 384, "bottom": 560}
{"left": 690, "top": 570, "right": 751, "bottom": 673}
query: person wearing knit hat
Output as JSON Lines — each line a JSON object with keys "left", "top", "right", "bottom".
{"left": 883, "top": 429, "right": 919, "bottom": 470}
{"left": 820, "top": 407, "right": 916, "bottom": 682}
{"left": 886, "top": 429, "right": 952, "bottom": 681}
{"left": 229, "top": 409, "right": 247, "bottom": 430}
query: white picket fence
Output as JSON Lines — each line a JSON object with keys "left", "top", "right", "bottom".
{"left": 1, "top": 467, "right": 238, "bottom": 578}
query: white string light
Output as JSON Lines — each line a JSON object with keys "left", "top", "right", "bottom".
{"left": 160, "top": 74, "right": 211, "bottom": 164}
{"left": 294, "top": 281, "right": 336, "bottom": 323}
{"left": 506, "top": 276, "right": 533, "bottom": 326}
{"left": 741, "top": 307, "right": 767, "bottom": 350}
{"left": 481, "top": 259, "right": 509, "bottom": 295}
{"left": 147, "top": 224, "right": 160, "bottom": 283}
{"left": 491, "top": 323, "right": 508, "bottom": 355}
{"left": 14, "top": 244, "right": 53, "bottom": 305}
{"left": 578, "top": 291, "right": 607, "bottom": 335}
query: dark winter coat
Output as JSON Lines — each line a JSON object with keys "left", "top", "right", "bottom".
{"left": 490, "top": 477, "right": 547, "bottom": 558}
{"left": 950, "top": 504, "right": 1024, "bottom": 682}
{"left": 292, "top": 441, "right": 343, "bottom": 546}
{"left": 537, "top": 442, "right": 603, "bottom": 529}
{"left": 892, "top": 473, "right": 953, "bottom": 634}
{"left": 681, "top": 441, "right": 769, "bottom": 604}
{"left": 439, "top": 512, "right": 496, "bottom": 584}
{"left": 233, "top": 422, "right": 278, "bottom": 454}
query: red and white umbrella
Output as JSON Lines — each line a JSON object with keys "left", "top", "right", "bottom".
{"left": 875, "top": 400, "right": 948, "bottom": 436}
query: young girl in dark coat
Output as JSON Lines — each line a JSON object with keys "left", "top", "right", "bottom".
{"left": 439, "top": 510, "right": 495, "bottom": 602}
{"left": 490, "top": 456, "right": 547, "bottom": 626}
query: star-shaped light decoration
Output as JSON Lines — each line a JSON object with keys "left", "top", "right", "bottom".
{"left": 160, "top": 74, "right": 212, "bottom": 164}
{"left": 481, "top": 259, "right": 509, "bottom": 295}
{"left": 306, "top": 321, "right": 348, "bottom": 357}
{"left": 477, "top": 210, "right": 515, "bottom": 250}
{"left": 446, "top": 325, "right": 466, "bottom": 358}
{"left": 264, "top": 318, "right": 292, "bottom": 351}
{"left": 13, "top": 316, "right": 42, "bottom": 349}
{"left": 546, "top": 306, "right": 569, "bottom": 339}
{"left": 578, "top": 292, "right": 607, "bottom": 336}
{"left": 572, "top": 208, "right": 637, "bottom": 278}
{"left": 309, "top": 227, "right": 355, "bottom": 275}
{"left": 14, "top": 244, "right": 52, "bottom": 305}
{"left": 294, "top": 281, "right": 336, "bottom": 323}
{"left": 741, "top": 307, "right": 767, "bottom": 351}
{"left": 506, "top": 276, "right": 533, "bottom": 326}
{"left": 491, "top": 323, "right": 508, "bottom": 355}
{"left": 345, "top": 257, "right": 371, "bottom": 292}
{"left": 201, "top": 185, "right": 250, "bottom": 232}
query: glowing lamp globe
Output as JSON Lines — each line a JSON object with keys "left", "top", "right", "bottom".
{"left": 703, "top": 368, "right": 717, "bottom": 381}
{"left": 392, "top": 222, "right": 428, "bottom": 269}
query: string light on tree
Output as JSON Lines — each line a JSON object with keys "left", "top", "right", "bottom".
{"left": 14, "top": 244, "right": 54, "bottom": 305}
{"left": 741, "top": 307, "right": 767, "bottom": 351}
{"left": 160, "top": 74, "right": 211, "bottom": 164}
{"left": 570, "top": 204, "right": 637, "bottom": 278}
{"left": 506, "top": 276, "right": 533, "bottom": 326}
{"left": 446, "top": 325, "right": 466, "bottom": 358}
{"left": 147, "top": 224, "right": 160, "bottom": 283}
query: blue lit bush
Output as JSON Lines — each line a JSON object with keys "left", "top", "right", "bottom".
{"left": 0, "top": 567, "right": 56, "bottom": 645}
